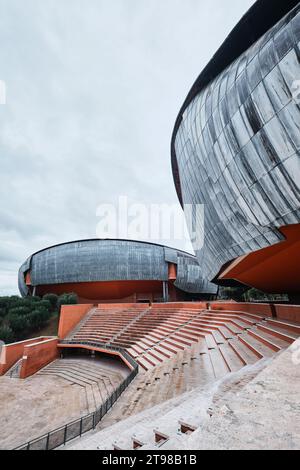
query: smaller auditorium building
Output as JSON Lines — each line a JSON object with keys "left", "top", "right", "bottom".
{"left": 19, "top": 239, "right": 207, "bottom": 303}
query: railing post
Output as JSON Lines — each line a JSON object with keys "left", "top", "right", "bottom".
{"left": 15, "top": 342, "right": 139, "bottom": 450}
{"left": 46, "top": 433, "right": 50, "bottom": 450}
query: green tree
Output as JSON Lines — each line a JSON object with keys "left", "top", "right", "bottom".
{"left": 43, "top": 294, "right": 58, "bottom": 310}
{"left": 0, "top": 307, "right": 6, "bottom": 318}
{"left": 0, "top": 325, "right": 14, "bottom": 344}
{"left": 27, "top": 308, "right": 51, "bottom": 329}
{"left": 38, "top": 300, "right": 52, "bottom": 312}
{"left": 8, "top": 314, "right": 28, "bottom": 334}
{"left": 8, "top": 306, "right": 31, "bottom": 316}
{"left": 57, "top": 293, "right": 78, "bottom": 309}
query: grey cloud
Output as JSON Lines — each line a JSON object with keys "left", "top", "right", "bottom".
{"left": 0, "top": 0, "right": 255, "bottom": 294}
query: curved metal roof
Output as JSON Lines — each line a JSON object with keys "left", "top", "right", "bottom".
{"left": 18, "top": 239, "right": 205, "bottom": 295}
{"left": 171, "top": 0, "right": 300, "bottom": 205}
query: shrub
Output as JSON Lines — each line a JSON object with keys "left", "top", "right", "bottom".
{"left": 38, "top": 300, "right": 52, "bottom": 312}
{"left": 29, "top": 296, "right": 41, "bottom": 303}
{"left": 57, "top": 293, "right": 78, "bottom": 309}
{"left": 0, "top": 297, "right": 10, "bottom": 313}
{"left": 27, "top": 308, "right": 51, "bottom": 329}
{"left": 42, "top": 294, "right": 58, "bottom": 310}
{"left": 8, "top": 314, "right": 28, "bottom": 334}
{"left": 7, "top": 296, "right": 24, "bottom": 309}
{"left": 8, "top": 306, "right": 31, "bottom": 316}
{"left": 0, "top": 325, "right": 14, "bottom": 344}
{"left": 0, "top": 307, "right": 6, "bottom": 318}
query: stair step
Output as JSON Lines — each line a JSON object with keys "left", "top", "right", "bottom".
{"left": 205, "top": 334, "right": 218, "bottom": 350}
{"left": 136, "top": 356, "right": 152, "bottom": 371}
{"left": 265, "top": 319, "right": 300, "bottom": 336}
{"left": 147, "top": 349, "right": 166, "bottom": 363}
{"left": 211, "top": 330, "right": 225, "bottom": 345}
{"left": 208, "top": 348, "right": 229, "bottom": 379}
{"left": 219, "top": 343, "right": 244, "bottom": 372}
{"left": 218, "top": 326, "right": 234, "bottom": 340}
{"left": 228, "top": 338, "right": 258, "bottom": 365}
{"left": 238, "top": 333, "right": 274, "bottom": 358}
{"left": 257, "top": 324, "right": 297, "bottom": 344}
{"left": 249, "top": 327, "right": 289, "bottom": 350}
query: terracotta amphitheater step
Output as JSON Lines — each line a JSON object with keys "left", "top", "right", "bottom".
{"left": 228, "top": 338, "right": 259, "bottom": 365}
{"left": 238, "top": 333, "right": 275, "bottom": 358}
{"left": 218, "top": 343, "right": 244, "bottom": 372}
{"left": 211, "top": 330, "right": 225, "bottom": 345}
{"left": 265, "top": 319, "right": 300, "bottom": 336}
{"left": 137, "top": 356, "right": 155, "bottom": 371}
{"left": 205, "top": 334, "right": 218, "bottom": 350}
{"left": 208, "top": 348, "right": 230, "bottom": 378}
{"left": 147, "top": 349, "right": 166, "bottom": 363}
{"left": 153, "top": 346, "right": 172, "bottom": 359}
{"left": 218, "top": 326, "right": 235, "bottom": 339}
{"left": 155, "top": 341, "right": 179, "bottom": 355}
{"left": 207, "top": 310, "right": 261, "bottom": 324}
{"left": 248, "top": 327, "right": 290, "bottom": 350}
{"left": 257, "top": 323, "right": 298, "bottom": 343}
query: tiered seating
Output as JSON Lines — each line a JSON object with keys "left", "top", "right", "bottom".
{"left": 66, "top": 304, "right": 300, "bottom": 374}
{"left": 65, "top": 338, "right": 300, "bottom": 450}
{"left": 69, "top": 305, "right": 147, "bottom": 344}
{"left": 58, "top": 303, "right": 300, "bottom": 437}
{"left": 38, "top": 359, "right": 124, "bottom": 414}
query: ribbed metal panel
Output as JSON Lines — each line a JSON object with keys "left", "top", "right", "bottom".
{"left": 29, "top": 240, "right": 169, "bottom": 286}
{"left": 19, "top": 239, "right": 206, "bottom": 296}
{"left": 174, "top": 255, "right": 216, "bottom": 294}
{"left": 18, "top": 257, "right": 31, "bottom": 297}
{"left": 173, "top": 5, "right": 300, "bottom": 293}
{"left": 164, "top": 247, "right": 180, "bottom": 264}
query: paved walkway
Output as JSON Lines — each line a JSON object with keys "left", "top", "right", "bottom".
{"left": 0, "top": 356, "right": 129, "bottom": 450}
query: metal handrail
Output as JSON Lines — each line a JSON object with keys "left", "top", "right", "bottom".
{"left": 14, "top": 342, "right": 139, "bottom": 450}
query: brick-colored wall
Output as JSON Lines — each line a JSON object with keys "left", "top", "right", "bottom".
{"left": 153, "top": 302, "right": 208, "bottom": 310}
{"left": 58, "top": 304, "right": 93, "bottom": 339}
{"left": 19, "top": 338, "right": 59, "bottom": 379}
{"left": 210, "top": 302, "right": 273, "bottom": 317}
{"left": 274, "top": 305, "right": 300, "bottom": 322}
{"left": 58, "top": 343, "right": 133, "bottom": 370}
{"left": 0, "top": 337, "right": 49, "bottom": 376}
{"left": 97, "top": 303, "right": 137, "bottom": 309}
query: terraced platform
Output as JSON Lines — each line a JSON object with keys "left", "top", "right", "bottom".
{"left": 65, "top": 304, "right": 299, "bottom": 373}
{"left": 64, "top": 338, "right": 300, "bottom": 450}
{"left": 59, "top": 303, "right": 300, "bottom": 433}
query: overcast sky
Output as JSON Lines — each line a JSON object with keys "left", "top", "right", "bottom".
{"left": 0, "top": 0, "right": 255, "bottom": 295}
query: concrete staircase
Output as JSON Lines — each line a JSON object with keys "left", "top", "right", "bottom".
{"left": 58, "top": 304, "right": 300, "bottom": 432}
{"left": 66, "top": 305, "right": 299, "bottom": 374}
{"left": 64, "top": 338, "right": 300, "bottom": 450}
{"left": 5, "top": 359, "right": 23, "bottom": 378}
{"left": 38, "top": 358, "right": 124, "bottom": 414}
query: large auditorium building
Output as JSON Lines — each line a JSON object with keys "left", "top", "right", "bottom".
{"left": 2, "top": 0, "right": 299, "bottom": 451}
{"left": 172, "top": 0, "right": 300, "bottom": 299}
{"left": 18, "top": 239, "right": 205, "bottom": 302}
